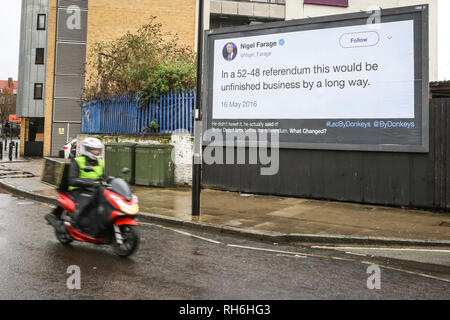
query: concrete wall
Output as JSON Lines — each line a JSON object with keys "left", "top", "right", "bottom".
{"left": 77, "top": 134, "right": 194, "bottom": 186}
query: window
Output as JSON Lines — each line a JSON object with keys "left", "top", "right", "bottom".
{"left": 37, "top": 14, "right": 46, "bottom": 30}
{"left": 34, "top": 83, "right": 43, "bottom": 100}
{"left": 35, "top": 48, "right": 45, "bottom": 64}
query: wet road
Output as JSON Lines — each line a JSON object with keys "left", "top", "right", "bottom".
{"left": 0, "top": 191, "right": 449, "bottom": 300}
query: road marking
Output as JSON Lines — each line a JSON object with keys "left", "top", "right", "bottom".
{"left": 141, "top": 222, "right": 450, "bottom": 283}
{"left": 330, "top": 256, "right": 355, "bottom": 262}
{"left": 311, "top": 246, "right": 450, "bottom": 253}
{"left": 344, "top": 252, "right": 368, "bottom": 257}
{"left": 17, "top": 202, "right": 34, "bottom": 205}
{"left": 276, "top": 254, "right": 307, "bottom": 258}
{"left": 360, "top": 261, "right": 450, "bottom": 283}
{"left": 140, "top": 222, "right": 222, "bottom": 244}
{"left": 226, "top": 244, "right": 326, "bottom": 259}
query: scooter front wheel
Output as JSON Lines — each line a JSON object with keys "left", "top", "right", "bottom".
{"left": 112, "top": 225, "right": 139, "bottom": 257}
{"left": 55, "top": 227, "right": 73, "bottom": 245}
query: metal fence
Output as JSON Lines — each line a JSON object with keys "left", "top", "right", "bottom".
{"left": 82, "top": 90, "right": 196, "bottom": 135}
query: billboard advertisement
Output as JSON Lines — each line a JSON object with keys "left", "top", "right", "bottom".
{"left": 203, "top": 5, "right": 429, "bottom": 152}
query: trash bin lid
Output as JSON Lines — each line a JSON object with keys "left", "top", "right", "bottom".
{"left": 105, "top": 142, "right": 137, "bottom": 149}
{"left": 135, "top": 144, "right": 173, "bottom": 149}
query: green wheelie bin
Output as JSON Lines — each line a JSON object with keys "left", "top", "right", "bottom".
{"left": 134, "top": 144, "right": 174, "bottom": 187}
{"left": 104, "top": 142, "right": 137, "bottom": 184}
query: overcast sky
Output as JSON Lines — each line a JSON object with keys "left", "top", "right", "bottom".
{"left": 0, "top": 1, "right": 449, "bottom": 81}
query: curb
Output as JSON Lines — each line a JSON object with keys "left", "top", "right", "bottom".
{"left": 0, "top": 180, "right": 58, "bottom": 206}
{"left": 1, "top": 179, "right": 450, "bottom": 248}
{"left": 136, "top": 213, "right": 450, "bottom": 247}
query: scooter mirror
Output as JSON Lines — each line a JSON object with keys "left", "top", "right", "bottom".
{"left": 122, "top": 167, "right": 130, "bottom": 174}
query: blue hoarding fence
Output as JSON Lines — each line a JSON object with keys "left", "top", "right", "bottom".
{"left": 82, "top": 90, "right": 196, "bottom": 135}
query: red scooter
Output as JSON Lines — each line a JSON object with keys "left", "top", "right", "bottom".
{"left": 45, "top": 167, "right": 140, "bottom": 257}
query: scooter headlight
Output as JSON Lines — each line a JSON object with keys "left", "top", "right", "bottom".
{"left": 108, "top": 193, "right": 139, "bottom": 215}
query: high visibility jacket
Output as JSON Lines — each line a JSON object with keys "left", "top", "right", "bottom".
{"left": 68, "top": 157, "right": 104, "bottom": 191}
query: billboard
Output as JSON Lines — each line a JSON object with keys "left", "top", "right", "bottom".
{"left": 203, "top": 5, "right": 429, "bottom": 152}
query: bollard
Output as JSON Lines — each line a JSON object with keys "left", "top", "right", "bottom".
{"left": 0, "top": 141, "right": 2, "bottom": 159}
{"left": 8, "top": 142, "right": 13, "bottom": 161}
{"left": 15, "top": 142, "right": 18, "bottom": 159}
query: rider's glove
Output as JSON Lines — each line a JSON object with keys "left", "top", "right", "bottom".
{"left": 92, "top": 181, "right": 101, "bottom": 188}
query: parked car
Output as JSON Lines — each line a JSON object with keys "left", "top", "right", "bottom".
{"left": 62, "top": 139, "right": 77, "bottom": 159}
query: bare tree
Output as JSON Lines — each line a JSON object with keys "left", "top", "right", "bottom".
{"left": 0, "top": 93, "right": 16, "bottom": 137}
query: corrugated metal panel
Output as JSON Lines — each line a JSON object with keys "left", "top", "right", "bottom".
{"left": 51, "top": 123, "right": 69, "bottom": 155}
{"left": 203, "top": 98, "right": 450, "bottom": 210}
{"left": 51, "top": 0, "right": 88, "bottom": 155}
{"left": 54, "top": 75, "right": 85, "bottom": 98}
{"left": 55, "top": 42, "right": 86, "bottom": 74}
{"left": 68, "top": 122, "right": 81, "bottom": 141}
{"left": 17, "top": 0, "right": 49, "bottom": 118}
{"left": 58, "top": 0, "right": 88, "bottom": 9}
{"left": 51, "top": 122, "right": 81, "bottom": 156}
{"left": 56, "top": 8, "right": 88, "bottom": 42}
{"left": 53, "top": 99, "right": 82, "bottom": 121}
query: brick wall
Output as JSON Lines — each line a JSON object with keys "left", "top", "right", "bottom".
{"left": 43, "top": 0, "right": 58, "bottom": 156}
{"left": 85, "top": 0, "right": 197, "bottom": 79}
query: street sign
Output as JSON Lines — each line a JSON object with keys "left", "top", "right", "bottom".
{"left": 9, "top": 115, "right": 21, "bottom": 122}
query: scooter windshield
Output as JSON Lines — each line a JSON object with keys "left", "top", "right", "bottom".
{"left": 110, "top": 178, "right": 133, "bottom": 201}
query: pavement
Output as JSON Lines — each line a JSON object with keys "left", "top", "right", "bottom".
{"left": 1, "top": 158, "right": 450, "bottom": 247}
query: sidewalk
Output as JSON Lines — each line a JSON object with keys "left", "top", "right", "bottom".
{"left": 1, "top": 158, "right": 450, "bottom": 247}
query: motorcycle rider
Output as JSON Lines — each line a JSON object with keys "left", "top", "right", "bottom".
{"left": 67, "top": 137, "right": 105, "bottom": 228}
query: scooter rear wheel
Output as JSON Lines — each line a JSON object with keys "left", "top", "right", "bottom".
{"left": 112, "top": 225, "right": 139, "bottom": 257}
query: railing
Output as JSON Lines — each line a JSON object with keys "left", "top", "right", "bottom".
{"left": 82, "top": 90, "right": 196, "bottom": 135}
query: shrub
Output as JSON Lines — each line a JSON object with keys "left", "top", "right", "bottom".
{"left": 84, "top": 17, "right": 196, "bottom": 104}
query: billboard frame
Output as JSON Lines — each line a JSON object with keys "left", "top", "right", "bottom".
{"left": 202, "top": 5, "right": 429, "bottom": 153}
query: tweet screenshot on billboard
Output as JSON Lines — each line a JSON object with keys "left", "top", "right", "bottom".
{"left": 206, "top": 11, "right": 427, "bottom": 152}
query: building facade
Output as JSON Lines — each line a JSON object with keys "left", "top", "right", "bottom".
{"left": 205, "top": 0, "right": 438, "bottom": 80}
{"left": 0, "top": 79, "right": 19, "bottom": 135}
{"left": 17, "top": 0, "right": 49, "bottom": 155}
{"left": 18, "top": 0, "right": 197, "bottom": 157}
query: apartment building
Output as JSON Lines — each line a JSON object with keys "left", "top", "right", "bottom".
{"left": 17, "top": 0, "right": 197, "bottom": 157}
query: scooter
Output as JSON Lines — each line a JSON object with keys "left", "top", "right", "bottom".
{"left": 45, "top": 166, "right": 140, "bottom": 257}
